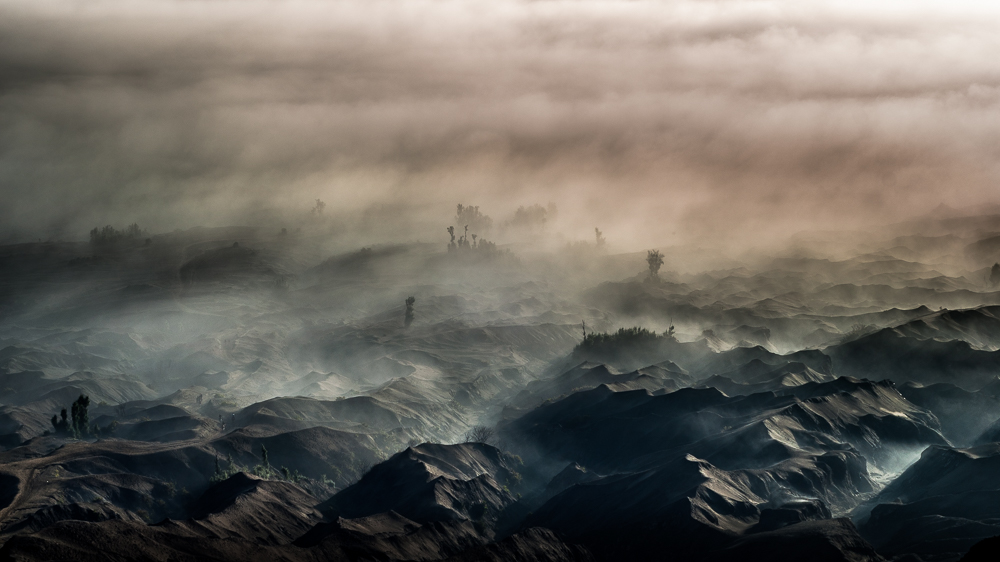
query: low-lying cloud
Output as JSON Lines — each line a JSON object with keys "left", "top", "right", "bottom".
{"left": 2, "top": 0, "right": 999, "bottom": 248}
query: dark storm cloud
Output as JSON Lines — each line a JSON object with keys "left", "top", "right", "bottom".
{"left": 1, "top": 0, "right": 999, "bottom": 246}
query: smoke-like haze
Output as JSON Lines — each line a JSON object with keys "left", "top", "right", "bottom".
{"left": 2, "top": 0, "right": 999, "bottom": 247}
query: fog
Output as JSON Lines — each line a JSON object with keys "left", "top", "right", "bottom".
{"left": 7, "top": 6, "right": 1000, "bottom": 559}
{"left": 2, "top": 0, "right": 1000, "bottom": 249}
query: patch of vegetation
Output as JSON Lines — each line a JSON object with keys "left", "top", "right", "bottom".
{"left": 572, "top": 326, "right": 678, "bottom": 369}
{"left": 89, "top": 223, "right": 148, "bottom": 249}
{"left": 210, "top": 446, "right": 306, "bottom": 485}
{"left": 445, "top": 203, "right": 513, "bottom": 261}
{"left": 456, "top": 204, "right": 493, "bottom": 234}
{"left": 578, "top": 327, "right": 666, "bottom": 351}
{"left": 50, "top": 395, "right": 91, "bottom": 439}
{"left": 504, "top": 203, "right": 553, "bottom": 232}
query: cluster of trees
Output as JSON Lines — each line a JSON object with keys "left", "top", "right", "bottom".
{"left": 577, "top": 326, "right": 676, "bottom": 352}
{"left": 456, "top": 204, "right": 492, "bottom": 234}
{"left": 211, "top": 444, "right": 305, "bottom": 484}
{"left": 51, "top": 395, "right": 91, "bottom": 438}
{"left": 446, "top": 219, "right": 509, "bottom": 260}
{"left": 89, "top": 223, "right": 148, "bottom": 248}
{"left": 447, "top": 225, "right": 474, "bottom": 250}
{"left": 504, "top": 203, "right": 555, "bottom": 232}
{"left": 574, "top": 325, "right": 678, "bottom": 366}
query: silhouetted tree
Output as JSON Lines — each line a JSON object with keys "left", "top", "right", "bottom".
{"left": 405, "top": 296, "right": 415, "bottom": 328}
{"left": 261, "top": 444, "right": 269, "bottom": 467}
{"left": 447, "top": 226, "right": 457, "bottom": 251}
{"left": 312, "top": 199, "right": 326, "bottom": 215}
{"left": 51, "top": 408, "right": 69, "bottom": 434}
{"left": 464, "top": 425, "right": 496, "bottom": 445}
{"left": 646, "top": 250, "right": 664, "bottom": 281}
{"left": 70, "top": 395, "right": 90, "bottom": 438}
{"left": 595, "top": 228, "right": 605, "bottom": 248}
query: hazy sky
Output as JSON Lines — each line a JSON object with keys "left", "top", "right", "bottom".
{"left": 2, "top": 0, "right": 999, "bottom": 247}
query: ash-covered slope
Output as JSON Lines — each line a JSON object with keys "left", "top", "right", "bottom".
{"left": 523, "top": 454, "right": 882, "bottom": 561}
{"left": 899, "top": 380, "right": 1000, "bottom": 446}
{"left": 0, "top": 435, "right": 590, "bottom": 562}
{"left": 495, "top": 375, "right": 947, "bottom": 560}
{"left": 502, "top": 377, "right": 943, "bottom": 478}
{"left": 889, "top": 306, "right": 1000, "bottom": 351}
{"left": 7, "top": 217, "right": 1000, "bottom": 561}
{"left": 689, "top": 346, "right": 833, "bottom": 380}
{"left": 699, "top": 359, "right": 834, "bottom": 395}
{"left": 704, "top": 518, "right": 885, "bottom": 562}
{"left": 827, "top": 328, "right": 1000, "bottom": 390}
{"left": 298, "top": 442, "right": 592, "bottom": 562}
{"left": 858, "top": 443, "right": 1000, "bottom": 562}
{"left": 2, "top": 470, "right": 528, "bottom": 562}
{"left": 320, "top": 443, "right": 521, "bottom": 528}
{"left": 505, "top": 361, "right": 692, "bottom": 411}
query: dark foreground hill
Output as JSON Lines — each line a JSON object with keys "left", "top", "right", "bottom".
{"left": 859, "top": 443, "right": 1000, "bottom": 561}
{"left": 0, "top": 444, "right": 594, "bottom": 562}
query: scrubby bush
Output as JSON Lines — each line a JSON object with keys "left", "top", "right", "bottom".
{"left": 209, "top": 445, "right": 288, "bottom": 484}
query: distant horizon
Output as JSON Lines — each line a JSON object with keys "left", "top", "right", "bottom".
{"left": 3, "top": 0, "right": 1000, "bottom": 252}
